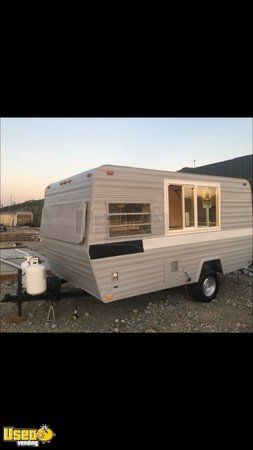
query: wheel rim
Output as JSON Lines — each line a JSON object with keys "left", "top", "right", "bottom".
{"left": 203, "top": 276, "right": 216, "bottom": 297}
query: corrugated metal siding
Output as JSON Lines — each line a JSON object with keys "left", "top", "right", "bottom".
{"left": 90, "top": 165, "right": 252, "bottom": 244}
{"left": 179, "top": 154, "right": 253, "bottom": 181}
{"left": 92, "top": 235, "right": 252, "bottom": 302}
{"left": 90, "top": 165, "right": 252, "bottom": 301}
{"left": 43, "top": 236, "right": 100, "bottom": 297}
{"left": 42, "top": 164, "right": 252, "bottom": 302}
{"left": 44, "top": 171, "right": 94, "bottom": 205}
{"left": 89, "top": 166, "right": 165, "bottom": 243}
{"left": 42, "top": 170, "right": 100, "bottom": 298}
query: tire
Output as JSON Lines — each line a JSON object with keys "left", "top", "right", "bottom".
{"left": 194, "top": 270, "right": 219, "bottom": 302}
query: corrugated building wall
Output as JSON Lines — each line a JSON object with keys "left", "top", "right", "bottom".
{"left": 179, "top": 155, "right": 253, "bottom": 188}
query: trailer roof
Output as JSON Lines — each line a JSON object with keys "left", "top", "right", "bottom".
{"left": 48, "top": 163, "right": 250, "bottom": 189}
{"left": 96, "top": 164, "right": 250, "bottom": 183}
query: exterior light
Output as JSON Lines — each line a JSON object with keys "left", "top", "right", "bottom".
{"left": 105, "top": 294, "right": 113, "bottom": 301}
{"left": 107, "top": 170, "right": 114, "bottom": 176}
{"left": 60, "top": 180, "right": 72, "bottom": 185}
{"left": 112, "top": 272, "right": 118, "bottom": 281}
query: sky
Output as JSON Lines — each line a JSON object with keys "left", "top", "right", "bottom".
{"left": 1, "top": 117, "right": 252, "bottom": 206}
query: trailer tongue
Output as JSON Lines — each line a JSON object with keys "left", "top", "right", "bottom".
{"left": 1, "top": 257, "right": 88, "bottom": 317}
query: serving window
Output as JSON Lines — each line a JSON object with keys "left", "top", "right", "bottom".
{"left": 108, "top": 203, "right": 151, "bottom": 237}
{"left": 197, "top": 186, "right": 218, "bottom": 227}
{"left": 165, "top": 181, "right": 220, "bottom": 233}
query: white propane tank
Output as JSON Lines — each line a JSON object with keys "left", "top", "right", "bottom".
{"left": 26, "top": 257, "right": 46, "bottom": 295}
{"left": 21, "top": 254, "right": 33, "bottom": 288}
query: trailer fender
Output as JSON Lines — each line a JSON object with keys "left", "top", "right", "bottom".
{"left": 196, "top": 257, "right": 223, "bottom": 283}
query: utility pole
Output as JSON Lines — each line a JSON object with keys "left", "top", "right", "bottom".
{"left": 194, "top": 160, "right": 196, "bottom": 168}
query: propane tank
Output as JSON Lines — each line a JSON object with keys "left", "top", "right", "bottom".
{"left": 21, "top": 254, "right": 33, "bottom": 288}
{"left": 26, "top": 257, "right": 46, "bottom": 295}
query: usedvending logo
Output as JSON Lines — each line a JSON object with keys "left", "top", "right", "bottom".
{"left": 3, "top": 425, "right": 55, "bottom": 447}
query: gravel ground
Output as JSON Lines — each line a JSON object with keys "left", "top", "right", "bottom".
{"left": 0, "top": 242, "right": 252, "bottom": 333}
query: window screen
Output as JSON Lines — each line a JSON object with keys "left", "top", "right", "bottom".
{"left": 41, "top": 201, "right": 86, "bottom": 243}
{"left": 108, "top": 203, "right": 151, "bottom": 237}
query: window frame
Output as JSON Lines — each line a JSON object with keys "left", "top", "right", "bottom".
{"left": 107, "top": 202, "right": 152, "bottom": 238}
{"left": 164, "top": 179, "right": 221, "bottom": 235}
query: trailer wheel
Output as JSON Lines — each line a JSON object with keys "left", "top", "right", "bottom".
{"left": 194, "top": 270, "right": 219, "bottom": 302}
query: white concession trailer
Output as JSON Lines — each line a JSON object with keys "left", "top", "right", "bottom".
{"left": 41, "top": 165, "right": 253, "bottom": 303}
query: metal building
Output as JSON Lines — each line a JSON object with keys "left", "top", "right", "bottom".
{"left": 179, "top": 155, "right": 253, "bottom": 188}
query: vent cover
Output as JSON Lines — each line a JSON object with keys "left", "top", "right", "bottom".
{"left": 171, "top": 261, "right": 178, "bottom": 272}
